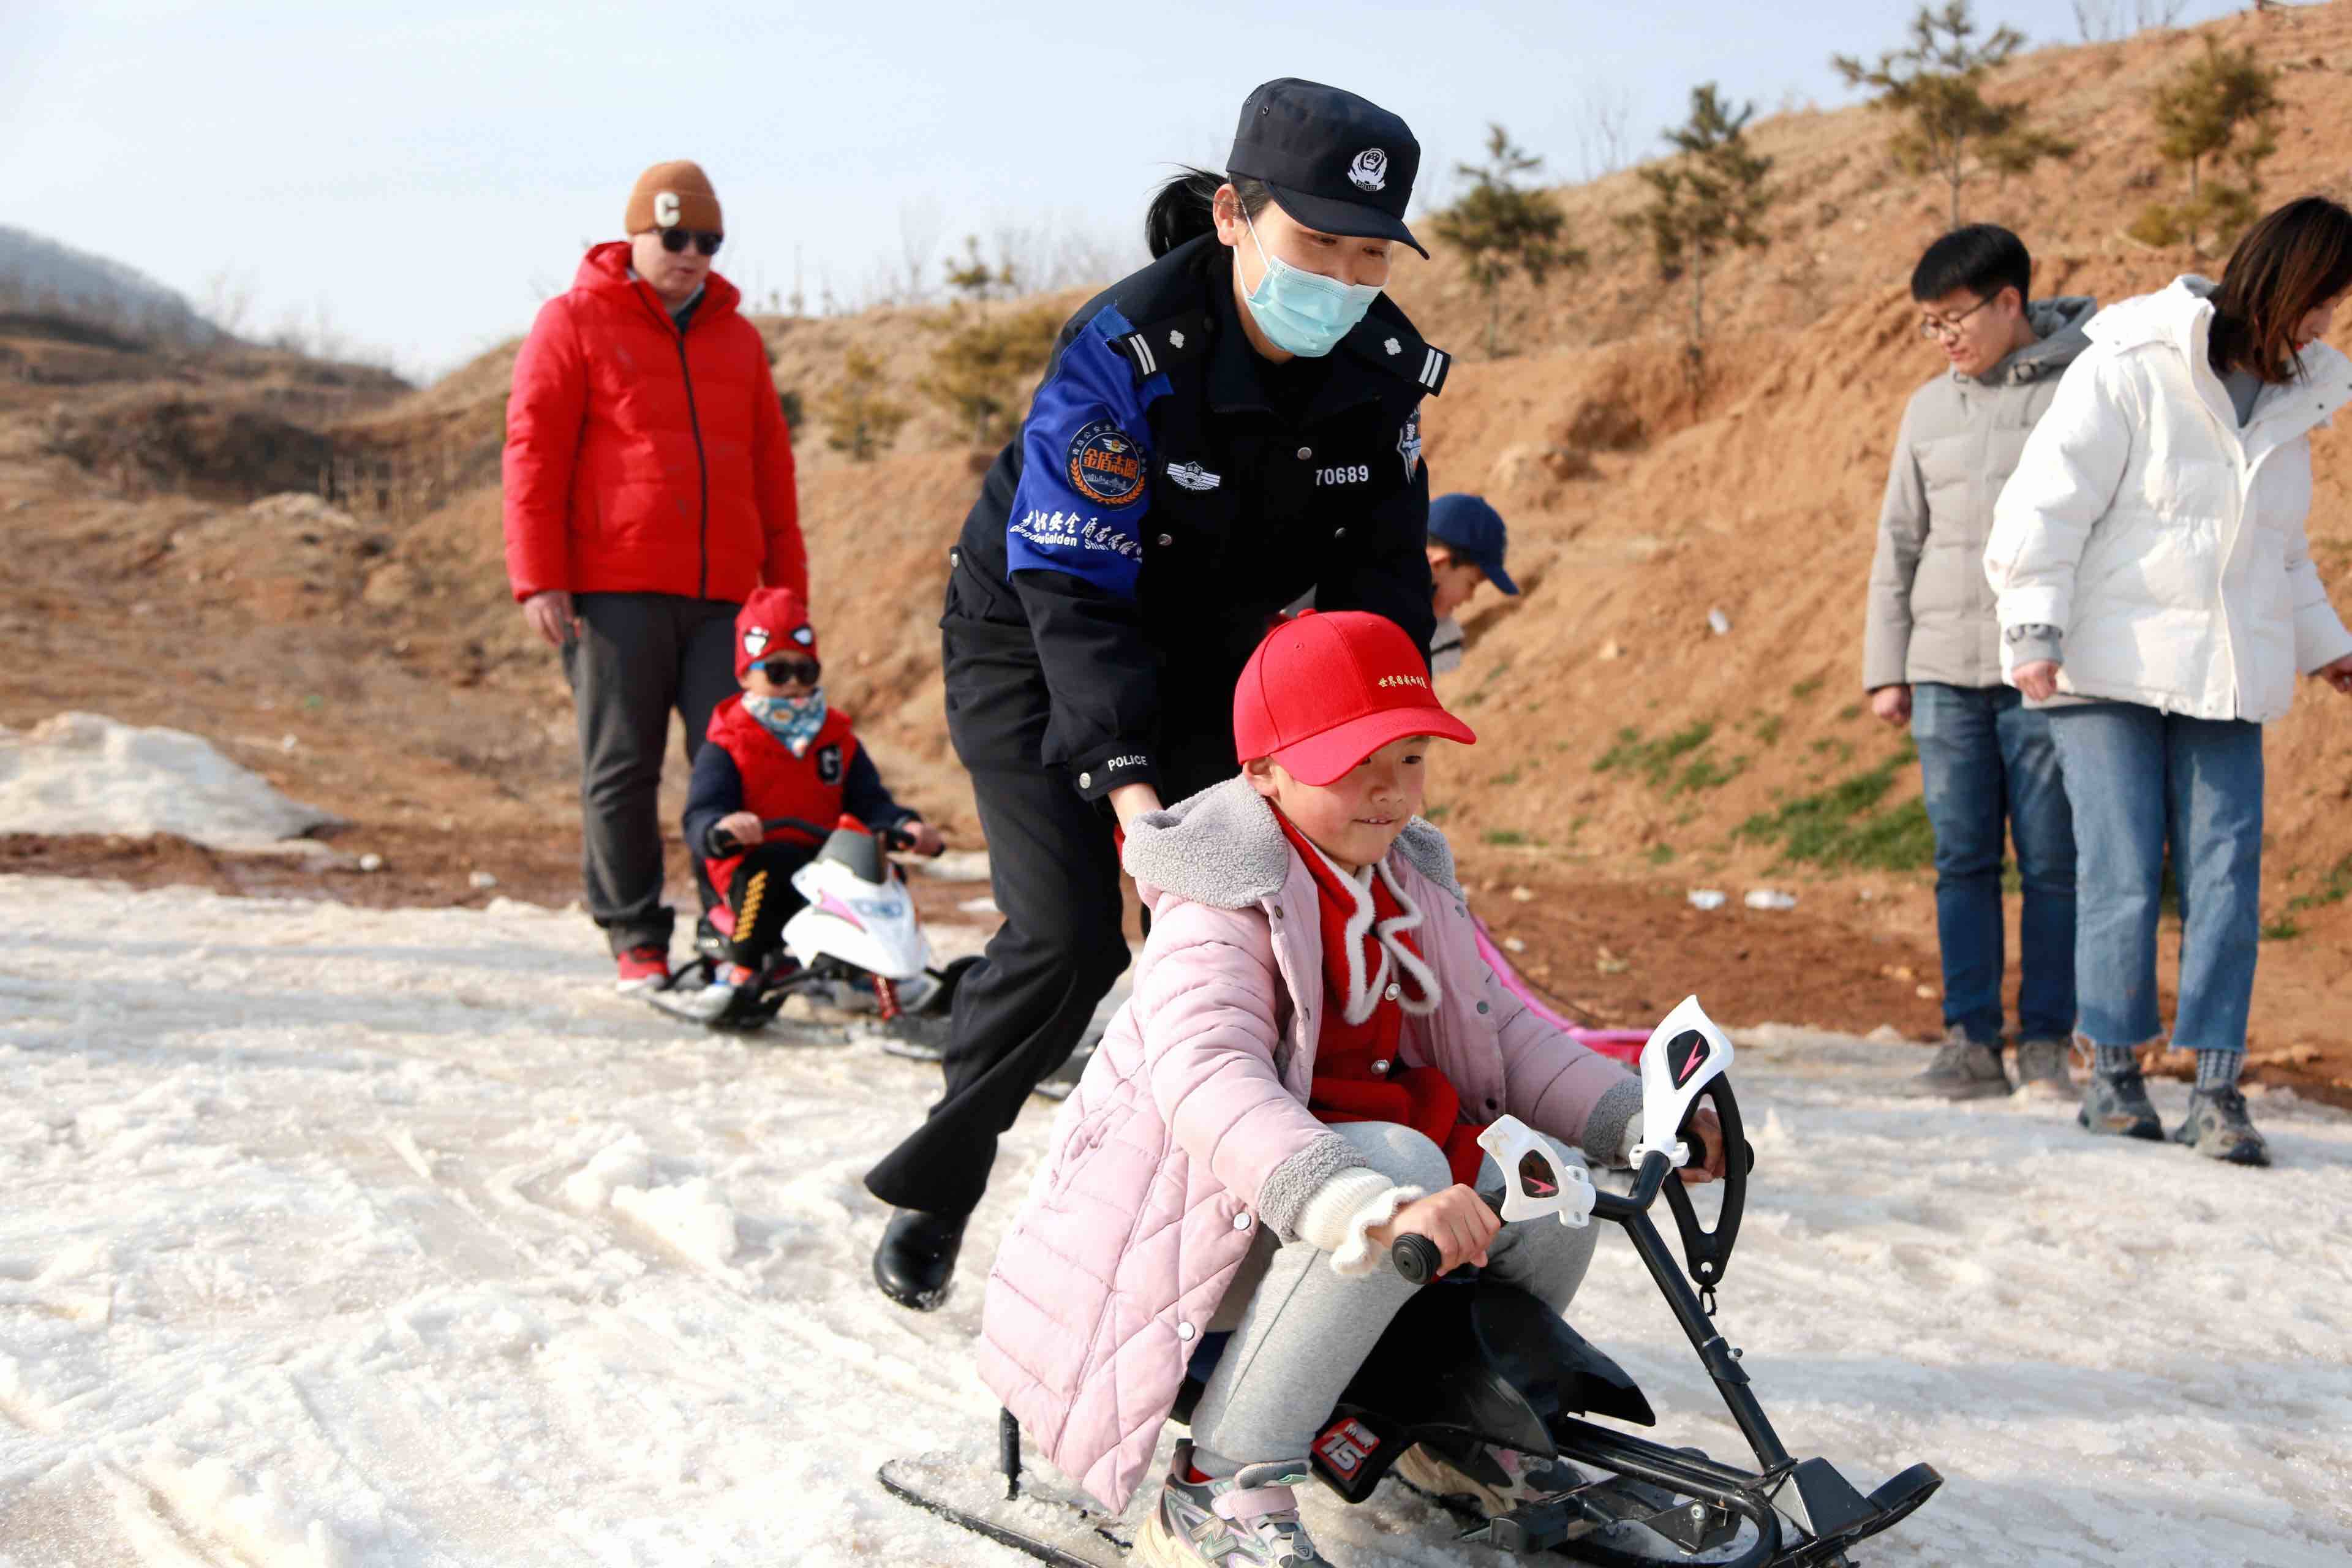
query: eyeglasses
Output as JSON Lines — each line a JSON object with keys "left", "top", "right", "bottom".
{"left": 1918, "top": 294, "right": 1994, "bottom": 341}
{"left": 660, "top": 228, "right": 724, "bottom": 257}
{"left": 758, "top": 657, "right": 821, "bottom": 686}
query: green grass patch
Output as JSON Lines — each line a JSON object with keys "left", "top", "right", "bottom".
{"left": 2285, "top": 851, "right": 2352, "bottom": 915}
{"left": 1673, "top": 753, "right": 1748, "bottom": 796}
{"left": 1491, "top": 769, "right": 1521, "bottom": 787}
{"left": 1736, "top": 748, "right": 1934, "bottom": 872}
{"left": 1594, "top": 722, "right": 1717, "bottom": 790}
{"left": 1790, "top": 675, "right": 1824, "bottom": 701}
{"left": 1483, "top": 829, "right": 1528, "bottom": 847}
{"left": 1646, "top": 843, "right": 1678, "bottom": 865}
{"left": 2260, "top": 917, "right": 2304, "bottom": 942}
{"left": 1753, "top": 715, "right": 1784, "bottom": 747}
{"left": 1423, "top": 804, "right": 1452, "bottom": 822}
{"left": 1836, "top": 703, "right": 1862, "bottom": 722}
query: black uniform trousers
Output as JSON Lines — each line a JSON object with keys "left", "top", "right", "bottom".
{"left": 862, "top": 623, "right": 1238, "bottom": 1218}
{"left": 719, "top": 842, "right": 820, "bottom": 968}
{"left": 560, "top": 592, "right": 740, "bottom": 955}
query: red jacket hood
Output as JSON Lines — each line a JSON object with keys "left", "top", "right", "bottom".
{"left": 574, "top": 240, "right": 745, "bottom": 320}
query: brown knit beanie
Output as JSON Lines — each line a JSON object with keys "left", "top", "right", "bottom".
{"left": 624, "top": 161, "right": 722, "bottom": 235}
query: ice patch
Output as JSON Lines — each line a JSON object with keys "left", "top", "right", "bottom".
{"left": 0, "top": 712, "right": 338, "bottom": 850}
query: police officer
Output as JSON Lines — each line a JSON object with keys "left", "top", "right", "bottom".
{"left": 864, "top": 78, "right": 1453, "bottom": 1310}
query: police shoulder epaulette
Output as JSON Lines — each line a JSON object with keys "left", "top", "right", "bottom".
{"left": 1109, "top": 310, "right": 1212, "bottom": 384}
{"left": 1351, "top": 322, "right": 1450, "bottom": 396}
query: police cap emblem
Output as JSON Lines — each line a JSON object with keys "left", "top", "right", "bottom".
{"left": 1348, "top": 148, "right": 1388, "bottom": 192}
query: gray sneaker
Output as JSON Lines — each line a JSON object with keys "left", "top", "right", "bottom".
{"left": 1906, "top": 1030, "right": 2012, "bottom": 1100}
{"left": 1395, "top": 1438, "right": 1584, "bottom": 1517}
{"left": 1136, "top": 1441, "right": 1325, "bottom": 1567}
{"left": 2078, "top": 1069, "right": 2164, "bottom": 1140}
{"left": 2173, "top": 1086, "right": 2271, "bottom": 1167}
{"left": 2011, "top": 1038, "right": 2078, "bottom": 1102}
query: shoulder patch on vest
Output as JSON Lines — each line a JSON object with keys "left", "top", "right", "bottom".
{"left": 1109, "top": 310, "right": 1212, "bottom": 384}
{"left": 1351, "top": 322, "right": 1450, "bottom": 396}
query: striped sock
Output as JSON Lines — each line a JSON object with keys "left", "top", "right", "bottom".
{"left": 2093, "top": 1045, "right": 2139, "bottom": 1077}
{"left": 2195, "top": 1050, "right": 2243, "bottom": 1091}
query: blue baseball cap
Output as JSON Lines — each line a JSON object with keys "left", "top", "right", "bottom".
{"left": 1427, "top": 494, "right": 1518, "bottom": 596}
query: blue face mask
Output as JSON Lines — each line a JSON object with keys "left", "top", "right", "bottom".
{"left": 1239, "top": 209, "right": 1384, "bottom": 359}
{"left": 744, "top": 688, "right": 828, "bottom": 757}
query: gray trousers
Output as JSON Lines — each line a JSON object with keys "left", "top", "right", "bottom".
{"left": 560, "top": 592, "right": 741, "bottom": 954}
{"left": 1188, "top": 1121, "right": 1599, "bottom": 1468}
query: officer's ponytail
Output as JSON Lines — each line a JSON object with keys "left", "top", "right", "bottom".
{"left": 1145, "top": 167, "right": 1274, "bottom": 259}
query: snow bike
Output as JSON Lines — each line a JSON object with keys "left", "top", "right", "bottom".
{"left": 880, "top": 997, "right": 1943, "bottom": 1566}
{"left": 650, "top": 815, "right": 978, "bottom": 1032}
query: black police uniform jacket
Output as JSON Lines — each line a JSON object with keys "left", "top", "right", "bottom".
{"left": 942, "top": 233, "right": 1450, "bottom": 804}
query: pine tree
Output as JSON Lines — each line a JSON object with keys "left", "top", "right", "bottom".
{"left": 1429, "top": 125, "right": 1586, "bottom": 358}
{"left": 941, "top": 235, "right": 1017, "bottom": 320}
{"left": 2129, "top": 39, "right": 2280, "bottom": 254}
{"left": 1834, "top": 2, "right": 2075, "bottom": 227}
{"left": 816, "top": 347, "right": 910, "bottom": 462}
{"left": 918, "top": 303, "right": 1061, "bottom": 448}
{"left": 1623, "top": 85, "right": 1776, "bottom": 349}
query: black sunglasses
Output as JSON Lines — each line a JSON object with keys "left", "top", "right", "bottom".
{"left": 758, "top": 656, "right": 821, "bottom": 686}
{"left": 660, "top": 228, "right": 724, "bottom": 257}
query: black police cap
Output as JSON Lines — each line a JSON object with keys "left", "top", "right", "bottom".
{"left": 1226, "top": 78, "right": 1426, "bottom": 258}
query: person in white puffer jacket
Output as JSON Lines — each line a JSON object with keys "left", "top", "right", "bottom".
{"left": 1986, "top": 196, "right": 2352, "bottom": 1167}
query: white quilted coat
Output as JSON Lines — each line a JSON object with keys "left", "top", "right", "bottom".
{"left": 1985, "top": 276, "right": 2352, "bottom": 722}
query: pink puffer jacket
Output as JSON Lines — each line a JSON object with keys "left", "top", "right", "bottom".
{"left": 977, "top": 778, "right": 1640, "bottom": 1510}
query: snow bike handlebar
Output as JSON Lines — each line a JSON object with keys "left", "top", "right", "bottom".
{"left": 1390, "top": 1075, "right": 1751, "bottom": 1291}
{"left": 711, "top": 816, "right": 942, "bottom": 857}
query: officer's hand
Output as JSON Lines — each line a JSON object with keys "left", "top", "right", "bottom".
{"left": 1868, "top": 685, "right": 1912, "bottom": 726}
{"left": 715, "top": 812, "right": 764, "bottom": 851}
{"left": 2312, "top": 653, "right": 2352, "bottom": 696}
{"left": 902, "top": 820, "right": 946, "bottom": 857}
{"left": 2013, "top": 660, "right": 2062, "bottom": 702}
{"left": 1108, "top": 783, "right": 1163, "bottom": 832}
{"left": 523, "top": 590, "right": 578, "bottom": 648}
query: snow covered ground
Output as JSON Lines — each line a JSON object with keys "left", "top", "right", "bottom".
{"left": 1, "top": 874, "right": 2347, "bottom": 1567}
{"left": 0, "top": 715, "right": 336, "bottom": 850}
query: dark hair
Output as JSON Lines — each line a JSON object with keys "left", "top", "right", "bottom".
{"left": 1910, "top": 224, "right": 2032, "bottom": 307}
{"left": 2209, "top": 196, "right": 2352, "bottom": 383}
{"left": 1145, "top": 167, "right": 1275, "bottom": 260}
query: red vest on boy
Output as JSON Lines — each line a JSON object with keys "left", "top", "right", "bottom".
{"left": 703, "top": 695, "right": 860, "bottom": 893}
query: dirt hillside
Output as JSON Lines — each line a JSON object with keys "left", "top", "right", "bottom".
{"left": 5, "top": 2, "right": 2349, "bottom": 1093}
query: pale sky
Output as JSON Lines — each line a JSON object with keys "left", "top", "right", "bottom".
{"left": 2, "top": 0, "right": 2233, "bottom": 381}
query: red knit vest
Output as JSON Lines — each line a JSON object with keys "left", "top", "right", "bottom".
{"left": 1275, "top": 812, "right": 1487, "bottom": 1186}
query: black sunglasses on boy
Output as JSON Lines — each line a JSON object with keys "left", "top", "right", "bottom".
{"left": 758, "top": 657, "right": 821, "bottom": 687}
{"left": 660, "top": 228, "right": 724, "bottom": 257}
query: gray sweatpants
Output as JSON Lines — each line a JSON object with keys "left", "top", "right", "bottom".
{"left": 560, "top": 592, "right": 741, "bottom": 954}
{"left": 1188, "top": 1121, "right": 1600, "bottom": 1469}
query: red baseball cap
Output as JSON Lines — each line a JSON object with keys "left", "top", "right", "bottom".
{"left": 734, "top": 586, "right": 820, "bottom": 679}
{"left": 1233, "top": 610, "right": 1475, "bottom": 786}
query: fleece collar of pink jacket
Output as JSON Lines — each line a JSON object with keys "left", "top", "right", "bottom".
{"left": 1121, "top": 775, "right": 1461, "bottom": 913}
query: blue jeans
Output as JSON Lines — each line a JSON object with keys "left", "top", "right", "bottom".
{"left": 1911, "top": 684, "right": 2077, "bottom": 1043}
{"left": 2045, "top": 703, "right": 2264, "bottom": 1054}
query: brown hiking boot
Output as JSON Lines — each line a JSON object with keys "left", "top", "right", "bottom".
{"left": 1905, "top": 1028, "right": 2012, "bottom": 1100}
{"left": 2011, "top": 1038, "right": 2079, "bottom": 1102}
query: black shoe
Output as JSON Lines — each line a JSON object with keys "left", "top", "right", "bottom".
{"left": 874, "top": 1208, "right": 965, "bottom": 1311}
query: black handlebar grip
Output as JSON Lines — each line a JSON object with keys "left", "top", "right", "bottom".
{"left": 1391, "top": 1234, "right": 1442, "bottom": 1285}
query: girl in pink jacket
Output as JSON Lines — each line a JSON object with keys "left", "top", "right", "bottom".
{"left": 979, "top": 611, "right": 1725, "bottom": 1568}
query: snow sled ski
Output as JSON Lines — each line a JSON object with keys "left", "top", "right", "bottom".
{"left": 650, "top": 815, "right": 977, "bottom": 1034}
{"left": 881, "top": 997, "right": 1942, "bottom": 1566}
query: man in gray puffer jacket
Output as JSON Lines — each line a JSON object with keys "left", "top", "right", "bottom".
{"left": 1862, "top": 225, "right": 2092, "bottom": 1102}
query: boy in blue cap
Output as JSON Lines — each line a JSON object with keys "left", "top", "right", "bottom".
{"left": 1425, "top": 493, "right": 1518, "bottom": 673}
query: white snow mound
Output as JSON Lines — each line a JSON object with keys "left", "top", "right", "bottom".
{"left": 0, "top": 711, "right": 337, "bottom": 849}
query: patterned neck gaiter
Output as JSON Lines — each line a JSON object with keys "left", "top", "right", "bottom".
{"left": 743, "top": 689, "right": 827, "bottom": 757}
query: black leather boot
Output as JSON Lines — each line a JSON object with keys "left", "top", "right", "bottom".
{"left": 873, "top": 1208, "right": 966, "bottom": 1311}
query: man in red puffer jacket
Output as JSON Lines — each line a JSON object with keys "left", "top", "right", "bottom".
{"left": 503, "top": 159, "right": 808, "bottom": 992}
